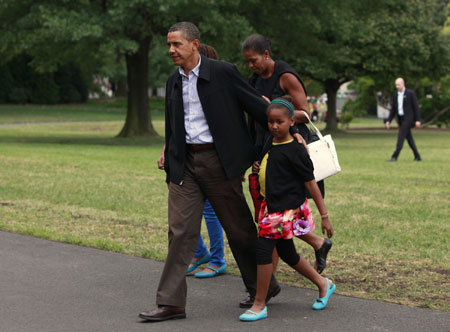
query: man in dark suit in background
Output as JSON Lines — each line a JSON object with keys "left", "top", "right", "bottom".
{"left": 386, "top": 77, "right": 422, "bottom": 161}
{"left": 138, "top": 21, "right": 280, "bottom": 322}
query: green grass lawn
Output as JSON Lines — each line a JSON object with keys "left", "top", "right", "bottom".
{"left": 0, "top": 102, "right": 449, "bottom": 311}
{"left": 0, "top": 98, "right": 165, "bottom": 124}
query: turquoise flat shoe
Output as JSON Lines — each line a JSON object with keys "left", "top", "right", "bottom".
{"left": 194, "top": 264, "right": 226, "bottom": 278}
{"left": 312, "top": 278, "right": 336, "bottom": 310}
{"left": 239, "top": 306, "right": 268, "bottom": 321}
{"left": 186, "top": 252, "right": 211, "bottom": 275}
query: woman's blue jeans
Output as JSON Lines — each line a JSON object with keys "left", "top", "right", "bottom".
{"left": 194, "top": 200, "right": 226, "bottom": 266}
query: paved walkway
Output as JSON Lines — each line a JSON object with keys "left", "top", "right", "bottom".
{"left": 1, "top": 231, "right": 449, "bottom": 332}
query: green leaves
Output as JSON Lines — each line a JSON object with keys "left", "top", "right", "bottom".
{"left": 1, "top": 0, "right": 448, "bottom": 132}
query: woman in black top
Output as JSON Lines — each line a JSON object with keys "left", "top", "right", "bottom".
{"left": 242, "top": 34, "right": 330, "bottom": 274}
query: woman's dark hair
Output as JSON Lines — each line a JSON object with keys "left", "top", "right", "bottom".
{"left": 267, "top": 95, "right": 294, "bottom": 117}
{"left": 168, "top": 21, "right": 200, "bottom": 41}
{"left": 242, "top": 34, "right": 272, "bottom": 57}
{"left": 198, "top": 43, "right": 219, "bottom": 60}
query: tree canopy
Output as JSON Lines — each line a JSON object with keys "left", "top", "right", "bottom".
{"left": 241, "top": 0, "right": 450, "bottom": 130}
{"left": 0, "top": 0, "right": 448, "bottom": 134}
{"left": 0, "top": 0, "right": 256, "bottom": 136}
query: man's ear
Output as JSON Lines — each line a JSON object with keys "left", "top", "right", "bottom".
{"left": 192, "top": 39, "right": 200, "bottom": 50}
{"left": 264, "top": 50, "right": 270, "bottom": 59}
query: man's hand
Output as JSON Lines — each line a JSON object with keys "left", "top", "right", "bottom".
{"left": 158, "top": 145, "right": 168, "bottom": 189}
{"left": 385, "top": 121, "right": 391, "bottom": 129}
{"left": 157, "top": 154, "right": 164, "bottom": 170}
{"left": 415, "top": 121, "right": 421, "bottom": 128}
{"left": 158, "top": 145, "right": 165, "bottom": 170}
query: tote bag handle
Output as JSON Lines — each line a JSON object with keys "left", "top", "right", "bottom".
{"left": 301, "top": 111, "right": 326, "bottom": 142}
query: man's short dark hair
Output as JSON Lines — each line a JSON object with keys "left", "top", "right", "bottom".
{"left": 242, "top": 34, "right": 272, "bottom": 57}
{"left": 168, "top": 22, "right": 200, "bottom": 41}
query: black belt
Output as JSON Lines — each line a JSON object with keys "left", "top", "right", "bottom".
{"left": 187, "top": 143, "right": 214, "bottom": 152}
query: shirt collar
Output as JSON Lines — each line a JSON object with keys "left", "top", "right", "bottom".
{"left": 179, "top": 55, "right": 201, "bottom": 78}
{"left": 398, "top": 88, "right": 405, "bottom": 95}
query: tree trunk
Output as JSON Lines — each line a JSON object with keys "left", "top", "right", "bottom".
{"left": 324, "top": 79, "right": 341, "bottom": 131}
{"left": 113, "top": 77, "right": 127, "bottom": 97}
{"left": 117, "top": 36, "right": 158, "bottom": 137}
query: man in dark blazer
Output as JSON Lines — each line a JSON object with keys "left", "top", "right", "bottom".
{"left": 139, "top": 22, "right": 280, "bottom": 322}
{"left": 386, "top": 77, "right": 422, "bottom": 161}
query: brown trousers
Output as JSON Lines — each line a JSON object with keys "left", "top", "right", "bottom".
{"left": 156, "top": 148, "right": 277, "bottom": 307}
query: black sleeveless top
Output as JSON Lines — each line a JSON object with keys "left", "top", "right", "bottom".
{"left": 249, "top": 60, "right": 310, "bottom": 159}
{"left": 249, "top": 60, "right": 325, "bottom": 197}
{"left": 250, "top": 60, "right": 306, "bottom": 101}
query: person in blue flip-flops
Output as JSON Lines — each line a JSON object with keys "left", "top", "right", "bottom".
{"left": 239, "top": 96, "right": 335, "bottom": 322}
{"left": 186, "top": 199, "right": 227, "bottom": 278}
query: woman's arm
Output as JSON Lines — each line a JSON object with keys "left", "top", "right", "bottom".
{"left": 280, "top": 72, "right": 310, "bottom": 123}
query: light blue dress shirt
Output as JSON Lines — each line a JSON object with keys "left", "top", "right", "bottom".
{"left": 179, "top": 57, "right": 213, "bottom": 144}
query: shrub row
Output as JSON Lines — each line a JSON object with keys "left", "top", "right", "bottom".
{"left": 0, "top": 54, "right": 89, "bottom": 104}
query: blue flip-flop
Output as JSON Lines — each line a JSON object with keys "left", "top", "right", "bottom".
{"left": 312, "top": 278, "right": 336, "bottom": 310}
{"left": 194, "top": 264, "right": 226, "bottom": 278}
{"left": 239, "top": 306, "right": 268, "bottom": 321}
{"left": 186, "top": 252, "right": 211, "bottom": 274}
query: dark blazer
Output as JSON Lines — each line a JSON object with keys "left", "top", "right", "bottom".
{"left": 164, "top": 55, "right": 269, "bottom": 185}
{"left": 388, "top": 88, "right": 421, "bottom": 126}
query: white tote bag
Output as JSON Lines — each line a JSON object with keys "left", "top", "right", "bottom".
{"left": 302, "top": 112, "right": 341, "bottom": 181}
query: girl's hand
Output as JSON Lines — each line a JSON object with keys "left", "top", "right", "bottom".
{"left": 252, "top": 161, "right": 260, "bottom": 174}
{"left": 321, "top": 217, "right": 333, "bottom": 238}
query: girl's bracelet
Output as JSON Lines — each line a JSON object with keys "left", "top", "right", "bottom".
{"left": 321, "top": 213, "right": 329, "bottom": 220}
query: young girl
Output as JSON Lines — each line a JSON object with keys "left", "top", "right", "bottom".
{"left": 240, "top": 96, "right": 335, "bottom": 322}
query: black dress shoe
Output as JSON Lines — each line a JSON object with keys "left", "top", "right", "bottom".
{"left": 315, "top": 238, "right": 332, "bottom": 274}
{"left": 139, "top": 306, "right": 186, "bottom": 322}
{"left": 414, "top": 157, "right": 422, "bottom": 161}
{"left": 239, "top": 294, "right": 254, "bottom": 308}
{"left": 239, "top": 285, "right": 281, "bottom": 308}
{"left": 387, "top": 157, "right": 397, "bottom": 162}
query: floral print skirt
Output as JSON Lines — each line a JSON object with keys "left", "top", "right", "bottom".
{"left": 257, "top": 198, "right": 315, "bottom": 239}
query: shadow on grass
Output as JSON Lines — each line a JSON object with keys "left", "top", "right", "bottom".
{"left": 323, "top": 129, "right": 396, "bottom": 139}
{"left": 0, "top": 135, "right": 165, "bottom": 147}
{"left": 0, "top": 130, "right": 396, "bottom": 147}
{"left": 3, "top": 126, "right": 442, "bottom": 147}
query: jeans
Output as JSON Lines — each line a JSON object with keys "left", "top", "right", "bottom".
{"left": 193, "top": 200, "right": 226, "bottom": 267}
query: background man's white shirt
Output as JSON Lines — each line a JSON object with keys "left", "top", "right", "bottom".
{"left": 397, "top": 88, "right": 405, "bottom": 116}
